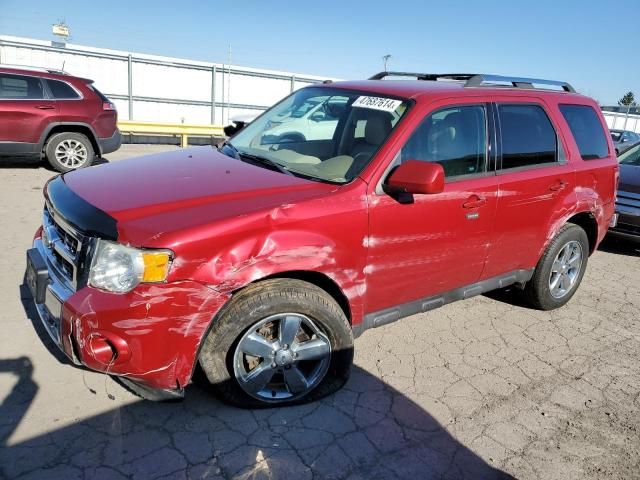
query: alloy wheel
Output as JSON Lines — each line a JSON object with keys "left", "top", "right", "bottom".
{"left": 548, "top": 240, "right": 583, "bottom": 299}
{"left": 54, "top": 139, "right": 88, "bottom": 168}
{"left": 233, "top": 313, "right": 331, "bottom": 403}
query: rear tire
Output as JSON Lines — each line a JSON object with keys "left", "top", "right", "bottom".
{"left": 199, "top": 279, "right": 353, "bottom": 408}
{"left": 45, "top": 132, "right": 94, "bottom": 173}
{"left": 523, "top": 224, "right": 589, "bottom": 310}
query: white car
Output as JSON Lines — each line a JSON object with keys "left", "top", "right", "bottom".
{"left": 261, "top": 95, "right": 347, "bottom": 143}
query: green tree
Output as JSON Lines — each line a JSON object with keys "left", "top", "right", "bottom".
{"left": 618, "top": 91, "right": 636, "bottom": 106}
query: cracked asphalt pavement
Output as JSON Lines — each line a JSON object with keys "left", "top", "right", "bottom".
{"left": 1, "top": 145, "right": 640, "bottom": 479}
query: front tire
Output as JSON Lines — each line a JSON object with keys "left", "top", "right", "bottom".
{"left": 199, "top": 279, "right": 353, "bottom": 408}
{"left": 523, "top": 224, "right": 589, "bottom": 310}
{"left": 45, "top": 132, "right": 94, "bottom": 173}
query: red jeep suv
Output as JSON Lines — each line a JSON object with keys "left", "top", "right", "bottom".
{"left": 0, "top": 65, "right": 121, "bottom": 172}
{"left": 26, "top": 72, "right": 618, "bottom": 407}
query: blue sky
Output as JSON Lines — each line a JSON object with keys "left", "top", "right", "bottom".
{"left": 1, "top": 0, "right": 637, "bottom": 104}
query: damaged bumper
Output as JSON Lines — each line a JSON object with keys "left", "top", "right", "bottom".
{"left": 28, "top": 238, "right": 229, "bottom": 396}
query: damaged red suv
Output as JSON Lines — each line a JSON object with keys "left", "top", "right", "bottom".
{"left": 27, "top": 72, "right": 618, "bottom": 407}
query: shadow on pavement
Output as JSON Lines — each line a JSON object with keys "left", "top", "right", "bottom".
{"left": 0, "top": 365, "right": 515, "bottom": 480}
{"left": 597, "top": 236, "right": 640, "bottom": 257}
{"left": 0, "top": 156, "right": 109, "bottom": 171}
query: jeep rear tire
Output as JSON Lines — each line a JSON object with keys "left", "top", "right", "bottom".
{"left": 199, "top": 279, "right": 353, "bottom": 408}
{"left": 45, "top": 132, "right": 94, "bottom": 173}
{"left": 524, "top": 224, "right": 589, "bottom": 310}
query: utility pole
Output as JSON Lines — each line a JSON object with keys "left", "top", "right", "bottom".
{"left": 382, "top": 54, "right": 392, "bottom": 72}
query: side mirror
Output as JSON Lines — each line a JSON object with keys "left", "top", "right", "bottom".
{"left": 310, "top": 112, "right": 325, "bottom": 122}
{"left": 385, "top": 160, "right": 445, "bottom": 195}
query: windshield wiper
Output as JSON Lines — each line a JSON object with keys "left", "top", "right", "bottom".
{"left": 218, "top": 141, "right": 291, "bottom": 175}
{"left": 237, "top": 150, "right": 293, "bottom": 176}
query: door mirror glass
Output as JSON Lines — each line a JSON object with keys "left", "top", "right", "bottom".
{"left": 310, "top": 111, "right": 326, "bottom": 122}
{"left": 385, "top": 160, "right": 445, "bottom": 195}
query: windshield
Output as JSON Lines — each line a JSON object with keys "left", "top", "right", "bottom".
{"left": 619, "top": 143, "right": 640, "bottom": 166}
{"left": 225, "top": 87, "right": 409, "bottom": 183}
{"left": 611, "top": 131, "right": 622, "bottom": 142}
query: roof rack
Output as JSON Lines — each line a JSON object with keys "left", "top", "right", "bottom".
{"left": 369, "top": 71, "right": 576, "bottom": 93}
{"left": 0, "top": 64, "right": 68, "bottom": 75}
{"left": 369, "top": 71, "right": 475, "bottom": 81}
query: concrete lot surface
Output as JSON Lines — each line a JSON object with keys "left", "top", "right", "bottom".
{"left": 1, "top": 145, "right": 639, "bottom": 480}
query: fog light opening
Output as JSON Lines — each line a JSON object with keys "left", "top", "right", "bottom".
{"left": 89, "top": 335, "right": 117, "bottom": 365}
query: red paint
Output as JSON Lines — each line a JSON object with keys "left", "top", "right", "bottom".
{"left": 387, "top": 160, "right": 445, "bottom": 194}
{"left": 44, "top": 80, "right": 617, "bottom": 392}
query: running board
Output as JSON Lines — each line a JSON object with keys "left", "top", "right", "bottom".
{"left": 353, "top": 269, "right": 534, "bottom": 338}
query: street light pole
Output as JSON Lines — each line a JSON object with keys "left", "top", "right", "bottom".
{"left": 382, "top": 54, "right": 391, "bottom": 72}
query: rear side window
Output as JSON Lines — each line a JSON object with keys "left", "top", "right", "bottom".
{"left": 559, "top": 105, "right": 609, "bottom": 159}
{"left": 47, "top": 79, "right": 80, "bottom": 99}
{"left": 88, "top": 84, "right": 110, "bottom": 102}
{"left": 401, "top": 105, "right": 487, "bottom": 178}
{"left": 498, "top": 104, "right": 557, "bottom": 169}
{"left": 0, "top": 73, "right": 45, "bottom": 99}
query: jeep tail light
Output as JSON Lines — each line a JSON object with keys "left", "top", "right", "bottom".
{"left": 102, "top": 101, "right": 116, "bottom": 111}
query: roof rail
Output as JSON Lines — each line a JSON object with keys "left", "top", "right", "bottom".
{"left": 369, "top": 71, "right": 475, "bottom": 81}
{"left": 465, "top": 74, "right": 575, "bottom": 93}
{"left": 0, "top": 64, "right": 68, "bottom": 75}
{"left": 369, "top": 71, "right": 576, "bottom": 93}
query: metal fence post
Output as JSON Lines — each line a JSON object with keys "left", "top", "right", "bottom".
{"left": 623, "top": 104, "right": 631, "bottom": 131}
{"left": 290, "top": 75, "right": 295, "bottom": 92}
{"left": 127, "top": 54, "right": 133, "bottom": 120}
{"left": 211, "top": 65, "right": 216, "bottom": 125}
{"left": 221, "top": 64, "right": 225, "bottom": 125}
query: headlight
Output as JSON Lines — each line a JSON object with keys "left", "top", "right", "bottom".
{"left": 88, "top": 240, "right": 173, "bottom": 293}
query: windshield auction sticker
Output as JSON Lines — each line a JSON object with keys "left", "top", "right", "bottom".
{"left": 352, "top": 96, "right": 402, "bottom": 112}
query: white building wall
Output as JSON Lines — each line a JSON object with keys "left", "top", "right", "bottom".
{"left": 0, "top": 35, "right": 331, "bottom": 125}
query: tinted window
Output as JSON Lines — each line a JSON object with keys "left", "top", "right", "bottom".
{"left": 47, "top": 79, "right": 80, "bottom": 99}
{"left": 559, "top": 105, "right": 609, "bottom": 160}
{"left": 0, "top": 73, "right": 45, "bottom": 99}
{"left": 401, "top": 105, "right": 487, "bottom": 178}
{"left": 88, "top": 84, "right": 110, "bottom": 102}
{"left": 498, "top": 104, "right": 557, "bottom": 169}
{"left": 611, "top": 131, "right": 622, "bottom": 142}
{"left": 619, "top": 144, "right": 640, "bottom": 166}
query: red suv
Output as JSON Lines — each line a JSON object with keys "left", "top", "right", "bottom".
{"left": 0, "top": 65, "right": 121, "bottom": 172}
{"left": 26, "top": 72, "right": 617, "bottom": 407}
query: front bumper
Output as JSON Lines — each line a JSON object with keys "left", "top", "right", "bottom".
{"left": 608, "top": 212, "right": 640, "bottom": 241}
{"left": 98, "top": 129, "right": 122, "bottom": 155}
{"left": 28, "top": 238, "right": 230, "bottom": 393}
{"left": 608, "top": 191, "right": 640, "bottom": 242}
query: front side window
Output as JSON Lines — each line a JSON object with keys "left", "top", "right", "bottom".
{"left": 400, "top": 105, "right": 487, "bottom": 178}
{"left": 498, "top": 104, "right": 557, "bottom": 169}
{"left": 559, "top": 104, "right": 608, "bottom": 160}
{"left": 0, "top": 73, "right": 45, "bottom": 99}
{"left": 47, "top": 79, "right": 80, "bottom": 99}
{"left": 225, "top": 87, "right": 409, "bottom": 183}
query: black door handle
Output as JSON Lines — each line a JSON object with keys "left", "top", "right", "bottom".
{"left": 35, "top": 105, "right": 55, "bottom": 110}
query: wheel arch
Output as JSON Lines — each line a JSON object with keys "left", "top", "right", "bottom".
{"left": 255, "top": 270, "right": 352, "bottom": 324}
{"left": 566, "top": 211, "right": 598, "bottom": 254}
{"left": 40, "top": 122, "right": 100, "bottom": 155}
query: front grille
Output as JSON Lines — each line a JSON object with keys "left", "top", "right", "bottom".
{"left": 616, "top": 190, "right": 640, "bottom": 211}
{"left": 53, "top": 221, "right": 79, "bottom": 256}
{"left": 42, "top": 205, "right": 85, "bottom": 290}
{"left": 614, "top": 222, "right": 640, "bottom": 236}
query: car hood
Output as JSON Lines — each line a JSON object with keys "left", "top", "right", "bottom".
{"left": 619, "top": 164, "right": 640, "bottom": 194}
{"left": 61, "top": 146, "right": 337, "bottom": 245}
